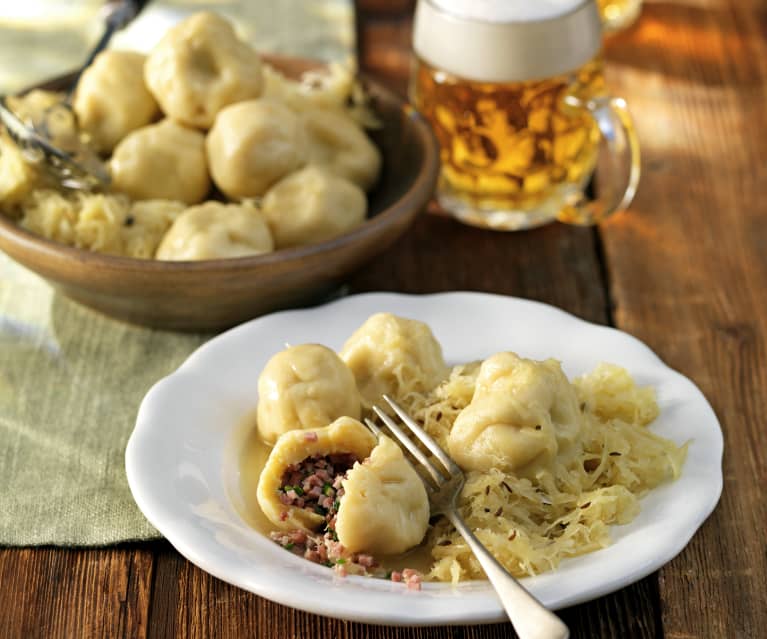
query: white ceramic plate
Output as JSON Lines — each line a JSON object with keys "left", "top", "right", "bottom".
{"left": 126, "top": 292, "right": 723, "bottom": 626}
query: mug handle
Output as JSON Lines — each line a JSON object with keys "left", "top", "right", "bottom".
{"left": 557, "top": 95, "right": 641, "bottom": 225}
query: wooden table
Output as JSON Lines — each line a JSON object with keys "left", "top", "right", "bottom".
{"left": 2, "top": 1, "right": 764, "bottom": 637}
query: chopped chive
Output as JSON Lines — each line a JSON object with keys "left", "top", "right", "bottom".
{"left": 322, "top": 483, "right": 332, "bottom": 496}
{"left": 293, "top": 486, "right": 304, "bottom": 496}
{"left": 314, "top": 505, "right": 327, "bottom": 515}
{"left": 333, "top": 499, "right": 340, "bottom": 511}
{"left": 284, "top": 542, "right": 294, "bottom": 550}
{"left": 282, "top": 485, "right": 293, "bottom": 492}
{"left": 336, "top": 558, "right": 346, "bottom": 565}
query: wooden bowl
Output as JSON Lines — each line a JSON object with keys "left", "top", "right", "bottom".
{"left": 0, "top": 57, "right": 439, "bottom": 331}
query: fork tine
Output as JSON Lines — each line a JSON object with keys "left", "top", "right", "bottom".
{"left": 371, "top": 405, "right": 446, "bottom": 486}
{"left": 363, "top": 418, "right": 383, "bottom": 437}
{"left": 383, "top": 395, "right": 463, "bottom": 476}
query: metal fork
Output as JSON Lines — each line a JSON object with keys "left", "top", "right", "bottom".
{"left": 0, "top": 0, "right": 150, "bottom": 190}
{"left": 365, "top": 395, "right": 569, "bottom": 639}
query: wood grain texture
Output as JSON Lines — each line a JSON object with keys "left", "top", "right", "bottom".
{"left": 0, "top": 546, "right": 153, "bottom": 639}
{"left": 601, "top": 1, "right": 767, "bottom": 637}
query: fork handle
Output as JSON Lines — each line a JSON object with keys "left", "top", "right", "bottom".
{"left": 445, "top": 510, "right": 569, "bottom": 639}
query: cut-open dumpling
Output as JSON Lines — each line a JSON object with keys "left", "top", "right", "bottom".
{"left": 257, "top": 417, "right": 376, "bottom": 532}
{"left": 335, "top": 435, "right": 429, "bottom": 555}
{"left": 144, "top": 12, "right": 263, "bottom": 129}
{"left": 257, "top": 417, "right": 429, "bottom": 555}
{"left": 448, "top": 352, "right": 582, "bottom": 474}
{"left": 74, "top": 50, "right": 158, "bottom": 153}
{"left": 256, "top": 344, "right": 361, "bottom": 444}
{"left": 109, "top": 119, "right": 210, "bottom": 204}
{"left": 340, "top": 313, "right": 448, "bottom": 406}
{"left": 155, "top": 201, "right": 273, "bottom": 260}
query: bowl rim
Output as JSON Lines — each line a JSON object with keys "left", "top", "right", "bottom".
{"left": 0, "top": 58, "right": 440, "bottom": 274}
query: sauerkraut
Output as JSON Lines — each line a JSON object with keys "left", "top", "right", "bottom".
{"left": 391, "top": 360, "right": 687, "bottom": 582}
{"left": 19, "top": 188, "right": 184, "bottom": 259}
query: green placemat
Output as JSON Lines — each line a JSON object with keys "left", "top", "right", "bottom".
{"left": 0, "top": 253, "right": 207, "bottom": 544}
{"left": 0, "top": 1, "right": 354, "bottom": 546}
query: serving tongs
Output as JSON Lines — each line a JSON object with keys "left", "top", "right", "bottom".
{"left": 0, "top": 0, "right": 150, "bottom": 191}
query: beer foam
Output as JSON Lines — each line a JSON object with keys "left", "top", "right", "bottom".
{"left": 431, "top": 0, "right": 587, "bottom": 22}
{"left": 413, "top": 0, "right": 601, "bottom": 82}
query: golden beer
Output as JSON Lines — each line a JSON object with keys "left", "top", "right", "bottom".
{"left": 598, "top": 0, "right": 642, "bottom": 32}
{"left": 411, "top": 0, "right": 640, "bottom": 229}
{"left": 411, "top": 56, "right": 605, "bottom": 227}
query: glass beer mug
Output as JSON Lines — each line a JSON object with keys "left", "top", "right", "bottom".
{"left": 410, "top": 0, "right": 640, "bottom": 230}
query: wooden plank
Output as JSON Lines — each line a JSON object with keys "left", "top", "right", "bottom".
{"left": 0, "top": 546, "right": 153, "bottom": 639}
{"left": 347, "top": 214, "right": 610, "bottom": 325}
{"left": 601, "top": 1, "right": 767, "bottom": 637}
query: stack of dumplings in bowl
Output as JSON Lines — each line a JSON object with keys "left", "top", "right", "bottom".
{"left": 0, "top": 11, "right": 382, "bottom": 261}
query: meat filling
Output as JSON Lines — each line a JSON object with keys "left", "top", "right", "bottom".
{"left": 276, "top": 452, "right": 356, "bottom": 530}
{"left": 269, "top": 449, "right": 423, "bottom": 589}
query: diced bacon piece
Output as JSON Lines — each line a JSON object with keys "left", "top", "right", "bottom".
{"left": 305, "top": 550, "right": 320, "bottom": 562}
{"left": 357, "top": 554, "right": 376, "bottom": 568}
{"left": 406, "top": 578, "right": 422, "bottom": 591}
{"left": 402, "top": 569, "right": 423, "bottom": 591}
{"left": 305, "top": 474, "right": 324, "bottom": 487}
{"left": 289, "top": 530, "right": 306, "bottom": 544}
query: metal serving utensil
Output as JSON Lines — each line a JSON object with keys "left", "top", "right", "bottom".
{"left": 0, "top": 0, "right": 150, "bottom": 190}
{"left": 365, "top": 395, "right": 570, "bottom": 639}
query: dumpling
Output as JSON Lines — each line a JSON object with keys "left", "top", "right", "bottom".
{"left": 260, "top": 166, "right": 367, "bottom": 248}
{"left": 256, "top": 344, "right": 361, "bottom": 444}
{"left": 144, "top": 12, "right": 263, "bottom": 129}
{"left": 120, "top": 199, "right": 186, "bottom": 259}
{"left": 340, "top": 313, "right": 448, "bottom": 406}
{"left": 256, "top": 417, "right": 377, "bottom": 532}
{"left": 206, "top": 98, "right": 305, "bottom": 199}
{"left": 156, "top": 201, "right": 273, "bottom": 260}
{"left": 335, "top": 435, "right": 429, "bottom": 555}
{"left": 256, "top": 417, "right": 429, "bottom": 555}
{"left": 448, "top": 352, "right": 582, "bottom": 474}
{"left": 74, "top": 50, "right": 158, "bottom": 153}
{"left": 302, "top": 108, "right": 381, "bottom": 191}
{"left": 110, "top": 119, "right": 210, "bottom": 204}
